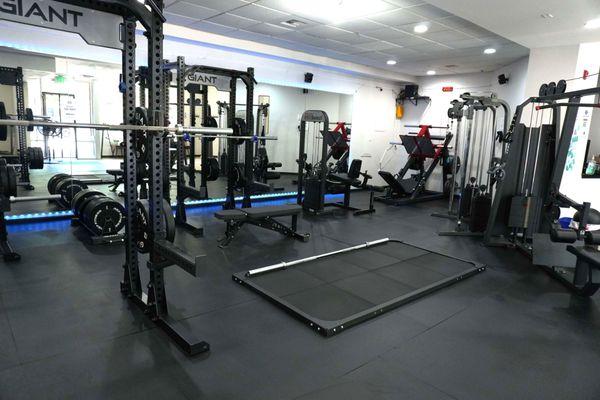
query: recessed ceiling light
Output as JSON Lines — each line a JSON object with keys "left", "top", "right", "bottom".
{"left": 414, "top": 24, "right": 429, "bottom": 34}
{"left": 386, "top": 60, "right": 397, "bottom": 65}
{"left": 540, "top": 13, "right": 554, "bottom": 19}
{"left": 584, "top": 17, "right": 600, "bottom": 30}
{"left": 426, "top": 70, "right": 436, "bottom": 75}
{"left": 484, "top": 48, "right": 496, "bottom": 54}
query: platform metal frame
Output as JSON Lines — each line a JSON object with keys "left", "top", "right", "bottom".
{"left": 233, "top": 238, "right": 485, "bottom": 337}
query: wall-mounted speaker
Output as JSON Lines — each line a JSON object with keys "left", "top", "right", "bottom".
{"left": 304, "top": 73, "right": 313, "bottom": 83}
{"left": 498, "top": 74, "right": 509, "bottom": 85}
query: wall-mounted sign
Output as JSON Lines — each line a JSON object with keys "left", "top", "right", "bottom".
{"left": 442, "top": 86, "right": 454, "bottom": 92}
{"left": 0, "top": 0, "right": 122, "bottom": 49}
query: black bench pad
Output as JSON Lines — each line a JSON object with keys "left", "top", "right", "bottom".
{"left": 106, "top": 169, "right": 123, "bottom": 177}
{"left": 244, "top": 205, "right": 301, "bottom": 219}
{"left": 215, "top": 205, "right": 301, "bottom": 221}
{"left": 215, "top": 209, "right": 247, "bottom": 221}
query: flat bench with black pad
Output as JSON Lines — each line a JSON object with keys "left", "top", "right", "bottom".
{"left": 232, "top": 238, "right": 485, "bottom": 336}
{"left": 215, "top": 204, "right": 310, "bottom": 247}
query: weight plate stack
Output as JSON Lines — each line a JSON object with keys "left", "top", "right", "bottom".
{"left": 47, "top": 173, "right": 70, "bottom": 194}
{"left": 81, "top": 196, "right": 125, "bottom": 236}
{"left": 55, "top": 178, "right": 88, "bottom": 208}
{"left": 72, "top": 189, "right": 104, "bottom": 216}
{"left": 135, "top": 199, "right": 176, "bottom": 253}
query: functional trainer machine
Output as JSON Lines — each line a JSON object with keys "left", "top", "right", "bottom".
{"left": 376, "top": 124, "right": 453, "bottom": 206}
{"left": 483, "top": 81, "right": 600, "bottom": 295}
{"left": 434, "top": 93, "right": 511, "bottom": 236}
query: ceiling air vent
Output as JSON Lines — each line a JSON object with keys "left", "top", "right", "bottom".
{"left": 281, "top": 19, "right": 306, "bottom": 28}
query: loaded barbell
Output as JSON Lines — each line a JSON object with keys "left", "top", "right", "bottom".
{"left": 0, "top": 115, "right": 277, "bottom": 141}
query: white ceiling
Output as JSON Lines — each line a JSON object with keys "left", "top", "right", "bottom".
{"left": 426, "top": 0, "right": 600, "bottom": 49}
{"left": 163, "top": 0, "right": 529, "bottom": 76}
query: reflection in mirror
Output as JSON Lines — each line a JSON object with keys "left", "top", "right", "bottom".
{"left": 4, "top": 57, "right": 353, "bottom": 222}
{"left": 583, "top": 108, "right": 600, "bottom": 178}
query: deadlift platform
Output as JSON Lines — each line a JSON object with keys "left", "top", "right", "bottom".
{"left": 233, "top": 239, "right": 485, "bottom": 336}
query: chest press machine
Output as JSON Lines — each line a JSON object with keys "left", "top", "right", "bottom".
{"left": 297, "top": 110, "right": 376, "bottom": 215}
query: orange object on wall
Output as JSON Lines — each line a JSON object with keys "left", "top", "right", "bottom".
{"left": 396, "top": 103, "right": 404, "bottom": 119}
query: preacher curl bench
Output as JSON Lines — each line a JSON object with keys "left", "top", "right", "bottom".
{"left": 214, "top": 204, "right": 310, "bottom": 247}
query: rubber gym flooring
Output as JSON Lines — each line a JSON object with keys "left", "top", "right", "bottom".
{"left": 0, "top": 162, "right": 599, "bottom": 399}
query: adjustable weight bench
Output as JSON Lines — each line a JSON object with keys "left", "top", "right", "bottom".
{"left": 214, "top": 204, "right": 310, "bottom": 247}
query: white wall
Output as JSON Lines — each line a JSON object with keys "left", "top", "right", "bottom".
{"left": 491, "top": 56, "right": 529, "bottom": 114}
{"left": 524, "top": 45, "right": 580, "bottom": 97}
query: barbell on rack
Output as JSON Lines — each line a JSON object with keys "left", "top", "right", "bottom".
{"left": 0, "top": 118, "right": 277, "bottom": 142}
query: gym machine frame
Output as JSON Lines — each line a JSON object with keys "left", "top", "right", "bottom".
{"left": 297, "top": 110, "right": 358, "bottom": 214}
{"left": 375, "top": 124, "right": 453, "bottom": 207}
{"left": 0, "top": 66, "right": 33, "bottom": 189}
{"left": 483, "top": 85, "right": 600, "bottom": 295}
{"left": 435, "top": 94, "right": 510, "bottom": 236}
{"left": 0, "top": 0, "right": 266, "bottom": 355}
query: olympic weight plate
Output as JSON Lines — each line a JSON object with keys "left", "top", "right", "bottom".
{"left": 0, "top": 102, "right": 7, "bottom": 141}
{"left": 556, "top": 79, "right": 567, "bottom": 94}
{"left": 25, "top": 108, "right": 34, "bottom": 132}
{"left": 538, "top": 83, "right": 548, "bottom": 97}
{"left": 27, "top": 147, "right": 44, "bottom": 169}
{"left": 202, "top": 116, "right": 218, "bottom": 142}
{"left": 547, "top": 81, "right": 557, "bottom": 95}
{"left": 0, "top": 164, "right": 16, "bottom": 197}
{"left": 232, "top": 118, "right": 247, "bottom": 145}
{"left": 47, "top": 173, "right": 70, "bottom": 194}
{"left": 81, "top": 197, "right": 125, "bottom": 236}
{"left": 72, "top": 189, "right": 104, "bottom": 216}
{"left": 78, "top": 194, "right": 106, "bottom": 220}
{"left": 135, "top": 199, "right": 175, "bottom": 253}
{"left": 55, "top": 178, "right": 88, "bottom": 207}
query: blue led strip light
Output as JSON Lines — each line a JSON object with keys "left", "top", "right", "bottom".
{"left": 5, "top": 191, "right": 343, "bottom": 225}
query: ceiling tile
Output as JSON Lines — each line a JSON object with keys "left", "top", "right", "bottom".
{"left": 164, "top": 12, "right": 200, "bottom": 26}
{"left": 230, "top": 3, "right": 290, "bottom": 23}
{"left": 423, "top": 29, "right": 472, "bottom": 43}
{"left": 165, "top": 1, "right": 219, "bottom": 19}
{"left": 245, "top": 22, "right": 293, "bottom": 36}
{"left": 382, "top": 0, "right": 426, "bottom": 7}
{"left": 207, "top": 13, "right": 261, "bottom": 29}
{"left": 334, "top": 18, "right": 385, "bottom": 33}
{"left": 352, "top": 41, "right": 402, "bottom": 53}
{"left": 162, "top": 0, "right": 529, "bottom": 79}
{"left": 446, "top": 38, "right": 488, "bottom": 49}
{"left": 366, "top": 8, "right": 424, "bottom": 26}
{"left": 190, "top": 20, "right": 238, "bottom": 34}
{"left": 406, "top": 4, "right": 452, "bottom": 19}
{"left": 183, "top": 0, "right": 248, "bottom": 12}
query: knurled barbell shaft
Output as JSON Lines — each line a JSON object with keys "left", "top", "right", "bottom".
{"left": 0, "top": 119, "right": 277, "bottom": 140}
{"left": 9, "top": 194, "right": 61, "bottom": 203}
